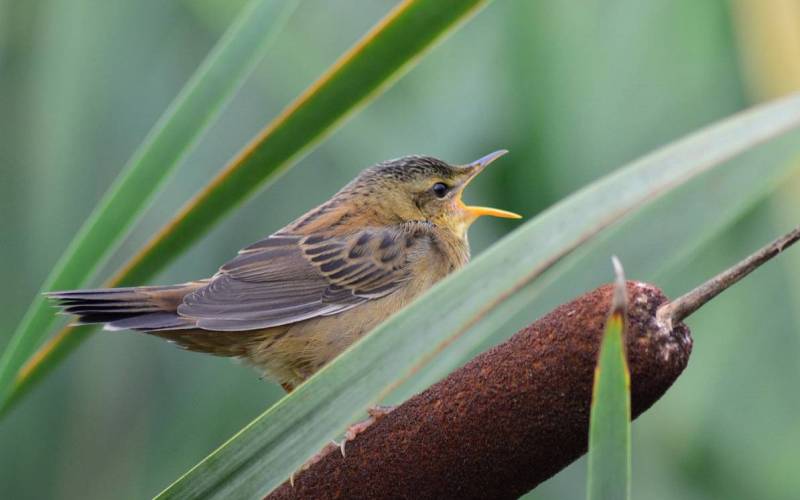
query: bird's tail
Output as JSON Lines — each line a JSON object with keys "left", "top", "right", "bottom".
{"left": 47, "top": 282, "right": 203, "bottom": 332}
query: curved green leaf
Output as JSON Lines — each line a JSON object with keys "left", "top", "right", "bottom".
{"left": 157, "top": 94, "right": 800, "bottom": 499}
{"left": 0, "top": 0, "right": 298, "bottom": 407}
{"left": 392, "top": 111, "right": 800, "bottom": 401}
{"left": 0, "top": 0, "right": 492, "bottom": 414}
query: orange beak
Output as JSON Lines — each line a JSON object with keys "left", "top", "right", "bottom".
{"left": 465, "top": 205, "right": 522, "bottom": 219}
{"left": 458, "top": 150, "right": 523, "bottom": 220}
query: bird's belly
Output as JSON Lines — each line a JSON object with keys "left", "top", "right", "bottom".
{"left": 246, "top": 273, "right": 438, "bottom": 389}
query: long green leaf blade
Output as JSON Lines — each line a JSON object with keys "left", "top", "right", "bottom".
{"left": 1, "top": 0, "right": 492, "bottom": 415}
{"left": 0, "top": 0, "right": 297, "bottom": 405}
{"left": 587, "top": 261, "right": 631, "bottom": 500}
{"left": 158, "top": 94, "right": 800, "bottom": 499}
{"left": 393, "top": 121, "right": 800, "bottom": 401}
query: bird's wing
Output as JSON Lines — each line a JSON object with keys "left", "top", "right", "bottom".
{"left": 177, "top": 224, "right": 433, "bottom": 331}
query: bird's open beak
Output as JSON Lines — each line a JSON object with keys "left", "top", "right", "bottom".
{"left": 466, "top": 205, "right": 522, "bottom": 219}
{"left": 458, "top": 150, "right": 522, "bottom": 220}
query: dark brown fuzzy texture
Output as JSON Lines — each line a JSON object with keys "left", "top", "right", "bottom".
{"left": 267, "top": 281, "right": 692, "bottom": 500}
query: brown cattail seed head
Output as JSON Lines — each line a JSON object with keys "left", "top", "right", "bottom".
{"left": 267, "top": 281, "right": 692, "bottom": 500}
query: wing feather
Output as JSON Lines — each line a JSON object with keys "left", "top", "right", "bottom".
{"left": 177, "top": 224, "right": 433, "bottom": 331}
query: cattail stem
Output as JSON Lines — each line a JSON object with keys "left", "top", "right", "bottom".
{"left": 658, "top": 224, "right": 800, "bottom": 325}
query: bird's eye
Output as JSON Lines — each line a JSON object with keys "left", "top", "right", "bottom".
{"left": 432, "top": 182, "right": 449, "bottom": 198}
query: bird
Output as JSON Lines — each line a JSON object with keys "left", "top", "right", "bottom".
{"left": 48, "top": 151, "right": 521, "bottom": 392}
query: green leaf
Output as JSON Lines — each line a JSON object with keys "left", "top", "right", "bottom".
{"left": 157, "top": 94, "right": 800, "bottom": 499}
{"left": 587, "top": 262, "right": 631, "bottom": 500}
{"left": 391, "top": 110, "right": 800, "bottom": 402}
{"left": 0, "top": 0, "right": 493, "bottom": 414}
{"left": 0, "top": 0, "right": 298, "bottom": 406}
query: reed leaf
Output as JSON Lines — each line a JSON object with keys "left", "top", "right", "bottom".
{"left": 0, "top": 0, "right": 492, "bottom": 414}
{"left": 587, "top": 262, "right": 631, "bottom": 500}
{"left": 0, "top": 0, "right": 298, "bottom": 408}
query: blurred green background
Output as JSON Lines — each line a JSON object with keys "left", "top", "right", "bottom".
{"left": 2, "top": 0, "right": 800, "bottom": 498}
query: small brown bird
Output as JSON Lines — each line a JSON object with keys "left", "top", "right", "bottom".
{"left": 49, "top": 151, "right": 520, "bottom": 391}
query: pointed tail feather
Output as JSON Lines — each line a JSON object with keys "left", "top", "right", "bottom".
{"left": 47, "top": 283, "right": 202, "bottom": 331}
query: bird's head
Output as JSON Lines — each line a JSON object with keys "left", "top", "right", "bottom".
{"left": 350, "top": 150, "right": 521, "bottom": 238}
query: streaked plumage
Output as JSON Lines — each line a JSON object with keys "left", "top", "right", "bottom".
{"left": 49, "top": 152, "right": 520, "bottom": 391}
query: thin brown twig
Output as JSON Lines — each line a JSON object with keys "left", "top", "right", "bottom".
{"left": 658, "top": 224, "right": 800, "bottom": 325}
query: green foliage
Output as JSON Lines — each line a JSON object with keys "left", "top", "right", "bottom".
{"left": 0, "top": 0, "right": 298, "bottom": 410}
